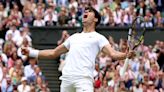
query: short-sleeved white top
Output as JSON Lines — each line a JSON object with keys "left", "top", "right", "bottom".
{"left": 61, "top": 31, "right": 109, "bottom": 80}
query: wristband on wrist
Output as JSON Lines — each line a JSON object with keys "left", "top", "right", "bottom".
{"left": 29, "top": 49, "right": 39, "bottom": 58}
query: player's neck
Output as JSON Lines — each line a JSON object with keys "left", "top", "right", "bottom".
{"left": 83, "top": 25, "right": 95, "bottom": 33}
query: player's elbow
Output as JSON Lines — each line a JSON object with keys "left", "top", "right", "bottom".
{"left": 50, "top": 50, "right": 58, "bottom": 59}
{"left": 110, "top": 53, "right": 117, "bottom": 60}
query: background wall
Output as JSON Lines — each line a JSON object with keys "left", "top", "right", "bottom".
{"left": 30, "top": 27, "right": 164, "bottom": 49}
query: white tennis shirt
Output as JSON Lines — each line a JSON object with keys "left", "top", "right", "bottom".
{"left": 61, "top": 31, "right": 109, "bottom": 80}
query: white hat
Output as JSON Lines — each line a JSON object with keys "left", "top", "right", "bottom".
{"left": 21, "top": 77, "right": 27, "bottom": 82}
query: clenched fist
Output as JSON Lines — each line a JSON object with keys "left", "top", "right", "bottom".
{"left": 21, "top": 47, "right": 30, "bottom": 56}
{"left": 126, "top": 50, "right": 135, "bottom": 59}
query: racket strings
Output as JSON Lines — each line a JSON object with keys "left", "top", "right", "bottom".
{"left": 129, "top": 17, "right": 146, "bottom": 50}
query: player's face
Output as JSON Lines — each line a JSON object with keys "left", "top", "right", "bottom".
{"left": 82, "top": 8, "right": 96, "bottom": 26}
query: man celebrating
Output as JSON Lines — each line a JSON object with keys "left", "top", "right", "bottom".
{"left": 22, "top": 6, "right": 134, "bottom": 92}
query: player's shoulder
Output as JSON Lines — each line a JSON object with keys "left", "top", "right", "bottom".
{"left": 69, "top": 32, "right": 80, "bottom": 37}
{"left": 94, "top": 32, "right": 106, "bottom": 38}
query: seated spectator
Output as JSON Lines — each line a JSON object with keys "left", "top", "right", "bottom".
{"left": 17, "top": 77, "right": 31, "bottom": 92}
{"left": 40, "top": 83, "right": 50, "bottom": 92}
{"left": 141, "top": 16, "right": 153, "bottom": 27}
{"left": 154, "top": 71, "right": 164, "bottom": 90}
{"left": 153, "top": 11, "right": 163, "bottom": 27}
{"left": 30, "top": 66, "right": 45, "bottom": 83}
{"left": 35, "top": 76, "right": 44, "bottom": 92}
{"left": 68, "top": 0, "right": 78, "bottom": 10}
{"left": 1, "top": 75, "right": 14, "bottom": 92}
{"left": 147, "top": 81, "right": 158, "bottom": 92}
{"left": 21, "top": 9, "right": 34, "bottom": 26}
{"left": 44, "top": 5, "right": 57, "bottom": 26}
{"left": 58, "top": 6, "right": 69, "bottom": 26}
{"left": 0, "top": 50, "right": 8, "bottom": 66}
{"left": 9, "top": 59, "right": 24, "bottom": 86}
{"left": 0, "top": 2, "right": 8, "bottom": 24}
{"left": 3, "top": 41, "right": 16, "bottom": 66}
{"left": 33, "top": 13, "right": 45, "bottom": 27}
{"left": 68, "top": 6, "right": 80, "bottom": 26}
{"left": 24, "top": 58, "right": 37, "bottom": 83}
{"left": 113, "top": 4, "right": 123, "bottom": 26}
{"left": 34, "top": 4, "right": 45, "bottom": 17}
{"left": 45, "top": 13, "right": 57, "bottom": 26}
{"left": 5, "top": 24, "right": 21, "bottom": 46}
{"left": 10, "top": 3, "right": 22, "bottom": 21}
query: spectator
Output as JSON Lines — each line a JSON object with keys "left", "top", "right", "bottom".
{"left": 44, "top": 5, "right": 57, "bottom": 26}
{"left": 9, "top": 59, "right": 24, "bottom": 86}
{"left": 33, "top": 13, "right": 45, "bottom": 27}
{"left": 147, "top": 81, "right": 158, "bottom": 92}
{"left": 24, "top": 58, "right": 37, "bottom": 83}
{"left": 68, "top": 6, "right": 80, "bottom": 26}
{"left": 40, "top": 83, "right": 50, "bottom": 92}
{"left": 36, "top": 0, "right": 46, "bottom": 8}
{"left": 30, "top": 66, "right": 45, "bottom": 83}
{"left": 153, "top": 11, "right": 163, "bottom": 27}
{"left": 10, "top": 3, "right": 22, "bottom": 21}
{"left": 113, "top": 3, "right": 123, "bottom": 26}
{"left": 58, "top": 6, "right": 69, "bottom": 26}
{"left": 154, "top": 71, "right": 164, "bottom": 90}
{"left": 35, "top": 76, "right": 47, "bottom": 92}
{"left": 17, "top": 77, "right": 31, "bottom": 92}
{"left": 0, "top": 2, "right": 8, "bottom": 24}
{"left": 154, "top": 0, "right": 164, "bottom": 12}
{"left": 45, "top": 11, "right": 57, "bottom": 26}
{"left": 34, "top": 4, "right": 45, "bottom": 17}
{"left": 136, "top": 0, "right": 147, "bottom": 16}
{"left": 5, "top": 24, "right": 20, "bottom": 46}
{"left": 21, "top": 9, "right": 34, "bottom": 26}
{"left": 68, "top": 0, "right": 78, "bottom": 10}
{"left": 1, "top": 75, "right": 14, "bottom": 92}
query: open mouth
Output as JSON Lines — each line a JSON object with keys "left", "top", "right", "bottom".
{"left": 83, "top": 15, "right": 88, "bottom": 18}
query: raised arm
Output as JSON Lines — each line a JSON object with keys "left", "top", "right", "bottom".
{"left": 22, "top": 44, "right": 68, "bottom": 59}
{"left": 38, "top": 44, "right": 68, "bottom": 59}
{"left": 102, "top": 44, "right": 127, "bottom": 60}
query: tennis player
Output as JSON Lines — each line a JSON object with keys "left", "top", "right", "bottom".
{"left": 22, "top": 6, "right": 134, "bottom": 92}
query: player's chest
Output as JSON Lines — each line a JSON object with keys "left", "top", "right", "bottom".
{"left": 70, "top": 34, "right": 98, "bottom": 47}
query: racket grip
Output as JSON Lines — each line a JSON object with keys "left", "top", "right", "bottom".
{"left": 120, "top": 58, "right": 129, "bottom": 77}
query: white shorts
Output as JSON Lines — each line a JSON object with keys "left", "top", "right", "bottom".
{"left": 60, "top": 77, "right": 94, "bottom": 92}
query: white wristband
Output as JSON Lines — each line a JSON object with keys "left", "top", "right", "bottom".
{"left": 29, "top": 49, "right": 39, "bottom": 58}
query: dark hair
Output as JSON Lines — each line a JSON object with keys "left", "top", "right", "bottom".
{"left": 85, "top": 6, "right": 101, "bottom": 26}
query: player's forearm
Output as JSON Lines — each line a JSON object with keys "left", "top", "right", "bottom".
{"left": 111, "top": 51, "right": 127, "bottom": 60}
{"left": 28, "top": 44, "right": 68, "bottom": 60}
{"left": 38, "top": 49, "right": 59, "bottom": 59}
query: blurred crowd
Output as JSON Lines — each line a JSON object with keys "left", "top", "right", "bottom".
{"left": 93, "top": 38, "right": 164, "bottom": 92}
{"left": 0, "top": 17, "right": 50, "bottom": 92}
{"left": 0, "top": 0, "right": 164, "bottom": 30}
{"left": 0, "top": 0, "right": 164, "bottom": 92}
{"left": 58, "top": 31, "right": 164, "bottom": 92}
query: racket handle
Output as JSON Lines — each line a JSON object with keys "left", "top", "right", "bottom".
{"left": 120, "top": 58, "right": 129, "bottom": 77}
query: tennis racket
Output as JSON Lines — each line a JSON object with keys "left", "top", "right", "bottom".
{"left": 120, "top": 16, "right": 146, "bottom": 76}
